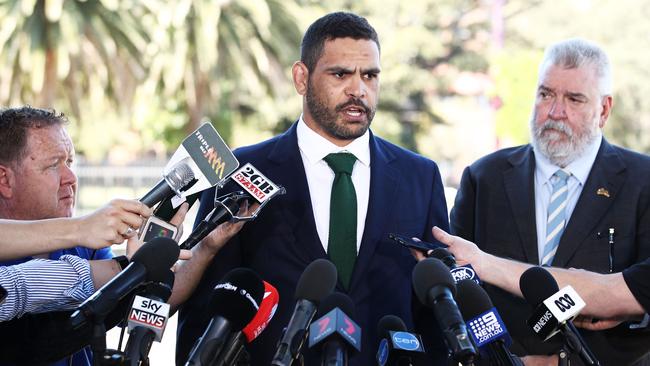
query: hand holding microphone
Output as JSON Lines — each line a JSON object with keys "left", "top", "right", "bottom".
{"left": 180, "top": 163, "right": 285, "bottom": 251}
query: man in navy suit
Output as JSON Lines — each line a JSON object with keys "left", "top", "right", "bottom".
{"left": 176, "top": 11, "right": 450, "bottom": 365}
{"left": 451, "top": 38, "right": 650, "bottom": 365}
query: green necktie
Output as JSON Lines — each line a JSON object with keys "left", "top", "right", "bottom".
{"left": 324, "top": 152, "right": 358, "bottom": 289}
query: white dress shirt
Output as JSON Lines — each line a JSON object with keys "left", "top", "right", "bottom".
{"left": 297, "top": 116, "right": 371, "bottom": 253}
{"left": 534, "top": 134, "right": 602, "bottom": 263}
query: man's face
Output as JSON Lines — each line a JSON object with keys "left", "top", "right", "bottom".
{"left": 10, "top": 124, "right": 77, "bottom": 219}
{"left": 530, "top": 63, "right": 611, "bottom": 167}
{"left": 300, "top": 37, "right": 380, "bottom": 146}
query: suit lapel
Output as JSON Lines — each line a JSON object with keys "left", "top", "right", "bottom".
{"left": 503, "top": 146, "right": 539, "bottom": 263}
{"left": 348, "top": 134, "right": 399, "bottom": 293}
{"left": 267, "top": 123, "right": 327, "bottom": 262}
{"left": 553, "top": 139, "right": 626, "bottom": 267}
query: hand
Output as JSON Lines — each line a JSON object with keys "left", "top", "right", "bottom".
{"left": 75, "top": 199, "right": 152, "bottom": 249}
{"left": 573, "top": 315, "right": 625, "bottom": 331}
{"left": 520, "top": 355, "right": 559, "bottom": 366}
{"left": 431, "top": 226, "right": 483, "bottom": 267}
{"left": 126, "top": 202, "right": 192, "bottom": 261}
{"left": 200, "top": 200, "right": 260, "bottom": 254}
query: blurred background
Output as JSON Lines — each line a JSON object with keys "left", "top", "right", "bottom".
{"left": 2, "top": 0, "right": 650, "bottom": 363}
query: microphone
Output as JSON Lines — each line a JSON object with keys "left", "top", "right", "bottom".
{"left": 70, "top": 237, "right": 180, "bottom": 328}
{"left": 456, "top": 279, "right": 522, "bottom": 366}
{"left": 412, "top": 258, "right": 477, "bottom": 365}
{"left": 308, "top": 292, "right": 362, "bottom": 366}
{"left": 140, "top": 158, "right": 196, "bottom": 207}
{"left": 213, "top": 280, "right": 280, "bottom": 366}
{"left": 185, "top": 268, "right": 265, "bottom": 366}
{"left": 124, "top": 270, "right": 175, "bottom": 365}
{"left": 180, "top": 163, "right": 286, "bottom": 250}
{"left": 429, "top": 248, "right": 481, "bottom": 284}
{"left": 271, "top": 258, "right": 338, "bottom": 366}
{"left": 375, "top": 315, "right": 426, "bottom": 366}
{"left": 520, "top": 267, "right": 599, "bottom": 366}
{"left": 179, "top": 191, "right": 248, "bottom": 250}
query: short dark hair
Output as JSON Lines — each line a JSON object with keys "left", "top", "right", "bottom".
{"left": 300, "top": 12, "right": 380, "bottom": 72}
{"left": 0, "top": 106, "right": 68, "bottom": 165}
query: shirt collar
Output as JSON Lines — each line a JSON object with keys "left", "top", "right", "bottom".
{"left": 534, "top": 133, "right": 602, "bottom": 186}
{"left": 297, "top": 115, "right": 371, "bottom": 166}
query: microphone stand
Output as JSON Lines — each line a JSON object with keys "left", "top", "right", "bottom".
{"left": 558, "top": 348, "right": 569, "bottom": 366}
{"left": 90, "top": 316, "right": 129, "bottom": 366}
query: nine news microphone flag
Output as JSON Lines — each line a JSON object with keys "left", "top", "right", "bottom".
{"left": 456, "top": 279, "right": 522, "bottom": 366}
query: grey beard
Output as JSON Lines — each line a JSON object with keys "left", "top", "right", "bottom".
{"left": 531, "top": 119, "right": 600, "bottom": 168}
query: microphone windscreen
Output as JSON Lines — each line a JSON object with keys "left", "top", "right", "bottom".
{"left": 211, "top": 268, "right": 265, "bottom": 330}
{"left": 141, "top": 270, "right": 176, "bottom": 301}
{"left": 166, "top": 159, "right": 195, "bottom": 191}
{"left": 295, "top": 258, "right": 337, "bottom": 303}
{"left": 377, "top": 314, "right": 407, "bottom": 339}
{"left": 316, "top": 292, "right": 356, "bottom": 319}
{"left": 519, "top": 266, "right": 560, "bottom": 306}
{"left": 456, "top": 279, "right": 493, "bottom": 320}
{"left": 130, "top": 237, "right": 180, "bottom": 281}
{"left": 412, "top": 258, "right": 456, "bottom": 305}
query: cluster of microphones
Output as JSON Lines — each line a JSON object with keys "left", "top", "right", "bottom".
{"left": 64, "top": 124, "right": 600, "bottom": 365}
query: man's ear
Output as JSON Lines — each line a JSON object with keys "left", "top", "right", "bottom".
{"left": 0, "top": 165, "right": 15, "bottom": 199}
{"left": 599, "top": 95, "right": 614, "bottom": 128}
{"left": 292, "top": 61, "right": 309, "bottom": 96}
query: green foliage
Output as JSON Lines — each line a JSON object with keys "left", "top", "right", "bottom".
{"left": 492, "top": 49, "right": 540, "bottom": 145}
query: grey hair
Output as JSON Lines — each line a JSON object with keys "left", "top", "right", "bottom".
{"left": 539, "top": 38, "right": 612, "bottom": 96}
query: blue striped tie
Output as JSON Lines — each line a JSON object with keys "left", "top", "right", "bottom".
{"left": 541, "top": 169, "right": 571, "bottom": 266}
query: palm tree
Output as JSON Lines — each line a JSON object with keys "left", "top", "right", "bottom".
{"left": 0, "top": 0, "right": 149, "bottom": 117}
{"left": 146, "top": 0, "right": 302, "bottom": 136}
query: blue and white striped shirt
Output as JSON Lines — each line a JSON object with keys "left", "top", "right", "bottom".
{"left": 0, "top": 255, "right": 95, "bottom": 322}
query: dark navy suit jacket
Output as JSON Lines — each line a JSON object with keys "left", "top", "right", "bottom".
{"left": 176, "top": 123, "right": 450, "bottom": 365}
{"left": 451, "top": 139, "right": 650, "bottom": 365}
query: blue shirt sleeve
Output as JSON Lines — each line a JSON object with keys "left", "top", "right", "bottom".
{"left": 92, "top": 246, "right": 114, "bottom": 260}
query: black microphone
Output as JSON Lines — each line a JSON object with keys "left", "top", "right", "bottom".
{"left": 179, "top": 191, "right": 248, "bottom": 250}
{"left": 140, "top": 159, "right": 195, "bottom": 207}
{"left": 185, "top": 268, "right": 265, "bottom": 366}
{"left": 375, "top": 315, "right": 426, "bottom": 366}
{"left": 271, "top": 258, "right": 338, "bottom": 366}
{"left": 429, "top": 248, "right": 481, "bottom": 284}
{"left": 412, "top": 258, "right": 477, "bottom": 365}
{"left": 70, "top": 238, "right": 180, "bottom": 328}
{"left": 520, "top": 267, "right": 600, "bottom": 366}
{"left": 213, "top": 280, "right": 280, "bottom": 366}
{"left": 124, "top": 270, "right": 175, "bottom": 366}
{"left": 456, "top": 279, "right": 522, "bottom": 366}
{"left": 308, "top": 292, "right": 361, "bottom": 366}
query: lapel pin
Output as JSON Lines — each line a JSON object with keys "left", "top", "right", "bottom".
{"left": 596, "top": 187, "right": 610, "bottom": 198}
